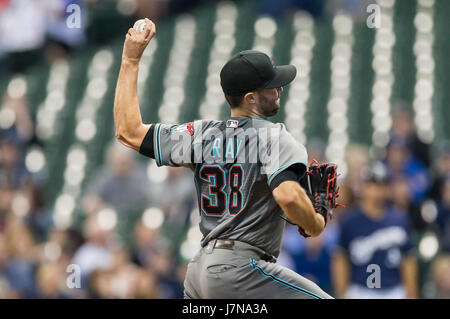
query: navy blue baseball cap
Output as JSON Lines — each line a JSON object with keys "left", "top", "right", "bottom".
{"left": 220, "top": 50, "right": 297, "bottom": 96}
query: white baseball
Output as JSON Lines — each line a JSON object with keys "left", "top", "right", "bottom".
{"left": 133, "top": 19, "right": 147, "bottom": 34}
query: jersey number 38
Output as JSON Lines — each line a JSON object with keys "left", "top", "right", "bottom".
{"left": 199, "top": 164, "right": 244, "bottom": 217}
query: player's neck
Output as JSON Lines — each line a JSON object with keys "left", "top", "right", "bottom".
{"left": 230, "top": 107, "right": 266, "bottom": 119}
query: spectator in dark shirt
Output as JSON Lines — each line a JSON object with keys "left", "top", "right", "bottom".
{"left": 435, "top": 177, "right": 450, "bottom": 252}
{"left": 430, "top": 141, "right": 450, "bottom": 202}
{"left": 332, "top": 163, "right": 419, "bottom": 299}
{"left": 390, "top": 107, "right": 431, "bottom": 168}
{"left": 427, "top": 254, "right": 450, "bottom": 299}
{"left": 384, "top": 135, "right": 430, "bottom": 205}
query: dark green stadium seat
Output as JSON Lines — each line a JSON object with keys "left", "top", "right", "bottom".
{"left": 45, "top": 48, "right": 96, "bottom": 204}
{"left": 392, "top": 0, "right": 417, "bottom": 107}
{"left": 348, "top": 22, "right": 375, "bottom": 145}
{"left": 179, "top": 2, "right": 217, "bottom": 123}
{"left": 305, "top": 18, "right": 333, "bottom": 143}
{"left": 433, "top": 0, "right": 450, "bottom": 142}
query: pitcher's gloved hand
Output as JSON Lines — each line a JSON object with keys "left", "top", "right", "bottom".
{"left": 297, "top": 161, "right": 343, "bottom": 238}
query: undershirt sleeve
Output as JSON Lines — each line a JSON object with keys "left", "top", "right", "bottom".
{"left": 269, "top": 163, "right": 306, "bottom": 191}
{"left": 138, "top": 125, "right": 155, "bottom": 159}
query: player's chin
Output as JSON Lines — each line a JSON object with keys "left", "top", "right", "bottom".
{"left": 274, "top": 101, "right": 281, "bottom": 111}
{"left": 268, "top": 106, "right": 279, "bottom": 117}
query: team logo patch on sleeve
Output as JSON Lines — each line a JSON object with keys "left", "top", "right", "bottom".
{"left": 173, "top": 122, "right": 194, "bottom": 135}
{"left": 226, "top": 120, "right": 239, "bottom": 128}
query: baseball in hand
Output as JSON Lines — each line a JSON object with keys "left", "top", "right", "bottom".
{"left": 133, "top": 19, "right": 147, "bottom": 34}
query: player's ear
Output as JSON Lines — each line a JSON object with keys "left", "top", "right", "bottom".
{"left": 244, "top": 91, "right": 257, "bottom": 105}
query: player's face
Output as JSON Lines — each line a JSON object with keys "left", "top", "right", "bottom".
{"left": 255, "top": 87, "right": 283, "bottom": 117}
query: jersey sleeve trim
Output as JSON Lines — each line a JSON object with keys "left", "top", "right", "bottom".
{"left": 267, "top": 161, "right": 307, "bottom": 186}
{"left": 155, "top": 123, "right": 163, "bottom": 166}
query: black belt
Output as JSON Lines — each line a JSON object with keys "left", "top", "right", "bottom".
{"left": 214, "top": 239, "right": 235, "bottom": 250}
{"left": 206, "top": 239, "right": 277, "bottom": 263}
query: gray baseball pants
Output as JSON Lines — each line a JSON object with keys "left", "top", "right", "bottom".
{"left": 183, "top": 239, "right": 333, "bottom": 299}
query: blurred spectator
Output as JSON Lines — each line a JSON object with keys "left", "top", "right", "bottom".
{"left": 87, "top": 266, "right": 160, "bottom": 299}
{"left": 435, "top": 178, "right": 450, "bottom": 252}
{"left": 43, "top": 0, "right": 87, "bottom": 65}
{"left": 326, "top": 0, "right": 377, "bottom": 21}
{"left": 390, "top": 107, "right": 431, "bottom": 168}
{"left": 131, "top": 219, "right": 183, "bottom": 298}
{"left": 72, "top": 214, "right": 115, "bottom": 286}
{"left": 149, "top": 166, "right": 195, "bottom": 216}
{"left": 3, "top": 221, "right": 38, "bottom": 298}
{"left": 336, "top": 144, "right": 370, "bottom": 213}
{"left": 35, "top": 263, "right": 69, "bottom": 299}
{"left": 0, "top": 233, "right": 21, "bottom": 298}
{"left": 0, "top": 185, "right": 14, "bottom": 232}
{"left": 148, "top": 248, "right": 184, "bottom": 299}
{"left": 1, "top": 93, "right": 34, "bottom": 144}
{"left": 0, "top": 0, "right": 9, "bottom": 11}
{"left": 384, "top": 135, "right": 430, "bottom": 205}
{"left": 0, "top": 139, "right": 30, "bottom": 189}
{"left": 259, "top": 0, "right": 325, "bottom": 19}
{"left": 135, "top": 0, "right": 169, "bottom": 22}
{"left": 0, "top": 89, "right": 34, "bottom": 189}
{"left": 332, "top": 163, "right": 419, "bottom": 299}
{"left": 131, "top": 220, "right": 163, "bottom": 267}
{"left": 131, "top": 268, "right": 159, "bottom": 298}
{"left": 169, "top": 0, "right": 210, "bottom": 15}
{"left": 426, "top": 254, "right": 450, "bottom": 299}
{"left": 149, "top": 166, "right": 196, "bottom": 245}
{"left": 45, "top": 0, "right": 87, "bottom": 50}
{"left": 388, "top": 178, "right": 426, "bottom": 232}
{"left": 84, "top": 0, "right": 134, "bottom": 45}
{"left": 430, "top": 141, "right": 450, "bottom": 202}
{"left": 83, "top": 141, "right": 150, "bottom": 215}
{"left": 0, "top": 0, "right": 47, "bottom": 72}
{"left": 84, "top": 227, "right": 166, "bottom": 299}
{"left": 107, "top": 246, "right": 139, "bottom": 298}
{"left": 23, "top": 181, "right": 53, "bottom": 241}
{"left": 87, "top": 268, "right": 112, "bottom": 299}
{"left": 48, "top": 227, "right": 85, "bottom": 267}
{"left": 280, "top": 223, "right": 338, "bottom": 295}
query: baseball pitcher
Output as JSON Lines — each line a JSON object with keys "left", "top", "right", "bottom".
{"left": 114, "top": 19, "right": 339, "bottom": 299}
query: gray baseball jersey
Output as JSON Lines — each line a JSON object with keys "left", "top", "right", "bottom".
{"left": 148, "top": 117, "right": 307, "bottom": 257}
{"left": 140, "top": 117, "right": 333, "bottom": 299}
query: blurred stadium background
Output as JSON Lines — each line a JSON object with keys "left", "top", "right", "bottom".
{"left": 1, "top": 0, "right": 450, "bottom": 299}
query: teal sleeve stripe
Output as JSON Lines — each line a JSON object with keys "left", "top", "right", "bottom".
{"left": 158, "top": 124, "right": 163, "bottom": 165}
{"left": 155, "top": 124, "right": 162, "bottom": 166}
{"left": 267, "top": 161, "right": 307, "bottom": 186}
{"left": 249, "top": 258, "right": 322, "bottom": 299}
{"left": 154, "top": 124, "right": 159, "bottom": 165}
